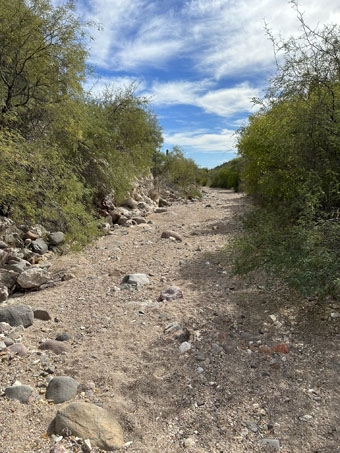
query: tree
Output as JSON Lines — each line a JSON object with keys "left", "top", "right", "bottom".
{"left": 0, "top": 0, "right": 88, "bottom": 132}
{"left": 233, "top": 3, "right": 340, "bottom": 298}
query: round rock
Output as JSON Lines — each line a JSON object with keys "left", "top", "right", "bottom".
{"left": 52, "top": 402, "right": 124, "bottom": 450}
{"left": 5, "top": 385, "right": 33, "bottom": 403}
{"left": 46, "top": 376, "right": 79, "bottom": 404}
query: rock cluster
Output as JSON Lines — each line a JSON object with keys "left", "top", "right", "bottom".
{"left": 0, "top": 220, "right": 66, "bottom": 301}
{"left": 98, "top": 175, "right": 181, "bottom": 229}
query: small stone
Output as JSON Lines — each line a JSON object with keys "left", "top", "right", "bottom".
{"left": 259, "top": 439, "right": 280, "bottom": 449}
{"left": 271, "top": 344, "right": 289, "bottom": 354}
{"left": 331, "top": 312, "right": 340, "bottom": 319}
{"left": 183, "top": 437, "right": 196, "bottom": 448}
{"left": 4, "top": 337, "right": 14, "bottom": 346}
{"left": 161, "top": 230, "right": 183, "bottom": 242}
{"left": 211, "top": 343, "right": 223, "bottom": 354}
{"left": 179, "top": 342, "right": 191, "bottom": 354}
{"left": 247, "top": 421, "right": 259, "bottom": 432}
{"left": 62, "top": 273, "right": 75, "bottom": 281}
{"left": 196, "top": 367, "right": 204, "bottom": 374}
{"left": 82, "top": 439, "right": 92, "bottom": 452}
{"left": 121, "top": 274, "right": 150, "bottom": 287}
{"left": 39, "top": 339, "right": 68, "bottom": 355}
{"left": 46, "top": 376, "right": 79, "bottom": 404}
{"left": 5, "top": 384, "right": 33, "bottom": 403}
{"left": 33, "top": 308, "right": 52, "bottom": 321}
{"left": 299, "top": 414, "right": 313, "bottom": 422}
{"left": 8, "top": 343, "right": 28, "bottom": 356}
{"left": 0, "top": 285, "right": 9, "bottom": 302}
{"left": 164, "top": 322, "right": 181, "bottom": 334}
{"left": 56, "top": 333, "right": 70, "bottom": 342}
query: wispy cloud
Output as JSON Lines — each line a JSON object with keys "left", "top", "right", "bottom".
{"left": 148, "top": 80, "right": 261, "bottom": 117}
{"left": 164, "top": 128, "right": 236, "bottom": 153}
{"left": 75, "top": 0, "right": 340, "bottom": 77}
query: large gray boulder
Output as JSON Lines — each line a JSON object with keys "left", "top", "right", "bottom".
{"left": 4, "top": 258, "right": 31, "bottom": 274}
{"left": 46, "top": 376, "right": 79, "bottom": 404}
{"left": 0, "top": 305, "right": 34, "bottom": 327}
{"left": 52, "top": 402, "right": 124, "bottom": 451}
{"left": 17, "top": 267, "right": 49, "bottom": 289}
{"left": 31, "top": 238, "right": 48, "bottom": 255}
{"left": 49, "top": 232, "right": 65, "bottom": 246}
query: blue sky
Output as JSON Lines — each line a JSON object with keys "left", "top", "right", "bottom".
{"left": 56, "top": 0, "right": 340, "bottom": 168}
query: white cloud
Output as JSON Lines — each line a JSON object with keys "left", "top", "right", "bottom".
{"left": 148, "top": 80, "right": 261, "bottom": 117}
{"left": 163, "top": 128, "right": 237, "bottom": 153}
{"left": 56, "top": 0, "right": 340, "bottom": 77}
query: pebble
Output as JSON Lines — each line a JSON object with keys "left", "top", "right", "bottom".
{"left": 8, "top": 343, "right": 28, "bottom": 357}
{"left": 183, "top": 437, "right": 196, "bottom": 448}
{"left": 299, "top": 414, "right": 313, "bottom": 422}
{"left": 259, "top": 439, "right": 280, "bottom": 449}
{"left": 179, "top": 342, "right": 191, "bottom": 354}
{"left": 38, "top": 339, "right": 68, "bottom": 354}
{"left": 56, "top": 333, "right": 70, "bottom": 342}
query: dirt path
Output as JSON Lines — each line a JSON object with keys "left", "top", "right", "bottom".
{"left": 1, "top": 189, "right": 339, "bottom": 453}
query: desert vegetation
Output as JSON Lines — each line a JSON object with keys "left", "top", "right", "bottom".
{"left": 230, "top": 4, "right": 340, "bottom": 299}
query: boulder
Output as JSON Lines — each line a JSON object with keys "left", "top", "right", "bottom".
{"left": 161, "top": 230, "right": 183, "bottom": 242}
{"left": 31, "top": 238, "right": 48, "bottom": 255}
{"left": 120, "top": 198, "right": 138, "bottom": 210}
{"left": 5, "top": 384, "right": 34, "bottom": 403}
{"left": 4, "top": 258, "right": 30, "bottom": 273}
{"left": 17, "top": 268, "right": 49, "bottom": 289}
{"left": 49, "top": 232, "right": 65, "bottom": 246}
{"left": 24, "top": 231, "right": 40, "bottom": 240}
{"left": 46, "top": 376, "right": 79, "bottom": 404}
{"left": 132, "top": 217, "right": 147, "bottom": 225}
{"left": 0, "top": 269, "right": 18, "bottom": 289}
{"left": 52, "top": 402, "right": 124, "bottom": 450}
{"left": 0, "top": 305, "right": 34, "bottom": 327}
{"left": 121, "top": 274, "right": 150, "bottom": 287}
{"left": 159, "top": 198, "right": 170, "bottom": 207}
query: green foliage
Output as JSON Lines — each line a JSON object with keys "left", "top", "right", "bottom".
{"left": 0, "top": 128, "right": 99, "bottom": 245}
{"left": 233, "top": 8, "right": 340, "bottom": 299}
{"left": 152, "top": 146, "right": 203, "bottom": 197}
{"left": 0, "top": 0, "right": 87, "bottom": 135}
{"left": 78, "top": 86, "right": 163, "bottom": 202}
{"left": 210, "top": 157, "right": 242, "bottom": 192}
{"left": 0, "top": 0, "right": 163, "bottom": 247}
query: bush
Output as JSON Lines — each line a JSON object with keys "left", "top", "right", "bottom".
{"left": 210, "top": 157, "right": 242, "bottom": 192}
{"left": 232, "top": 5, "right": 340, "bottom": 299}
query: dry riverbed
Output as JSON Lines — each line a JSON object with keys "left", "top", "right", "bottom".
{"left": 0, "top": 189, "right": 339, "bottom": 452}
